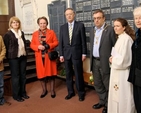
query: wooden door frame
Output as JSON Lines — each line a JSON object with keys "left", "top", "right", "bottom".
{"left": 0, "top": 0, "right": 15, "bottom": 36}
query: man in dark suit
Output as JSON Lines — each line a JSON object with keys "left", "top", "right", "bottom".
{"left": 90, "top": 9, "right": 116, "bottom": 113}
{"left": 59, "top": 8, "right": 87, "bottom": 101}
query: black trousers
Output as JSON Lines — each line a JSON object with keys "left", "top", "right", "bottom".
{"left": 9, "top": 56, "right": 27, "bottom": 99}
{"left": 64, "top": 57, "right": 85, "bottom": 97}
{"left": 133, "top": 85, "right": 141, "bottom": 113}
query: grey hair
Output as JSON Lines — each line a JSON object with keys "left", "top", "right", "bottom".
{"left": 133, "top": 6, "right": 141, "bottom": 16}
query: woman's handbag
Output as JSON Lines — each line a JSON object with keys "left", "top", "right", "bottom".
{"left": 48, "top": 51, "right": 58, "bottom": 60}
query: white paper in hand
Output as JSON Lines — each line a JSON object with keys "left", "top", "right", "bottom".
{"left": 111, "top": 47, "right": 121, "bottom": 57}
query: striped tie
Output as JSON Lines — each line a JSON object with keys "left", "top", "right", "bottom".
{"left": 69, "top": 24, "right": 73, "bottom": 44}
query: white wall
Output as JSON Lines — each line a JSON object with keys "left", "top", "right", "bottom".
{"left": 15, "top": 0, "right": 51, "bottom": 31}
{"left": 15, "top": 0, "right": 70, "bottom": 31}
{"left": 14, "top": 0, "right": 57, "bottom": 40}
{"left": 15, "top": 0, "right": 22, "bottom": 23}
{"left": 14, "top": 0, "right": 70, "bottom": 40}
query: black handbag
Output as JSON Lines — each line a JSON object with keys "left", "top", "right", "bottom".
{"left": 48, "top": 51, "right": 58, "bottom": 60}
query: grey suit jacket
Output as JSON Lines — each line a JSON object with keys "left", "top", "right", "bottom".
{"left": 90, "top": 23, "right": 116, "bottom": 75}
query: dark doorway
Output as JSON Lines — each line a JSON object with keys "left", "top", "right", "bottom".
{"left": 0, "top": 0, "right": 15, "bottom": 37}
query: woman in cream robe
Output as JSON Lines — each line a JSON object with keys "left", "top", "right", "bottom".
{"left": 108, "top": 18, "right": 136, "bottom": 113}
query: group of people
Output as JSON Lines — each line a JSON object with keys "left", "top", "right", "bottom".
{"left": 90, "top": 7, "right": 141, "bottom": 113}
{"left": 30, "top": 8, "right": 87, "bottom": 102}
{"left": 0, "top": 16, "right": 30, "bottom": 105}
{"left": 0, "top": 5, "right": 141, "bottom": 113}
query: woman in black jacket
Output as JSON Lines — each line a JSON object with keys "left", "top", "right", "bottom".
{"left": 128, "top": 6, "right": 141, "bottom": 113}
{"left": 4, "top": 16, "right": 29, "bottom": 102}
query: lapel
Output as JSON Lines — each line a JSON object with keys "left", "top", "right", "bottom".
{"left": 99, "top": 23, "right": 108, "bottom": 48}
{"left": 65, "top": 23, "right": 69, "bottom": 40}
{"left": 92, "top": 28, "right": 95, "bottom": 45}
{"left": 63, "top": 23, "right": 69, "bottom": 43}
{"left": 71, "top": 21, "right": 78, "bottom": 43}
{"left": 90, "top": 28, "right": 95, "bottom": 52}
{"left": 72, "top": 21, "right": 78, "bottom": 36}
{"left": 10, "top": 30, "right": 17, "bottom": 39}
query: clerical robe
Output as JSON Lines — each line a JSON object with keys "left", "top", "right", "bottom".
{"left": 108, "top": 32, "right": 136, "bottom": 113}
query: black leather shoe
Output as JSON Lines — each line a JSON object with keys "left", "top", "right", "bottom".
{"left": 65, "top": 93, "right": 75, "bottom": 100}
{"left": 79, "top": 97, "right": 84, "bottom": 101}
{"left": 22, "top": 95, "right": 30, "bottom": 99}
{"left": 14, "top": 97, "right": 24, "bottom": 102}
{"left": 102, "top": 107, "right": 107, "bottom": 113}
{"left": 92, "top": 103, "right": 104, "bottom": 109}
{"left": 40, "top": 90, "right": 48, "bottom": 98}
{"left": 51, "top": 91, "right": 56, "bottom": 98}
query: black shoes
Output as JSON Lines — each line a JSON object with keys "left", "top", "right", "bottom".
{"left": 92, "top": 103, "right": 104, "bottom": 109}
{"left": 51, "top": 94, "right": 56, "bottom": 98}
{"left": 92, "top": 103, "right": 107, "bottom": 113}
{"left": 51, "top": 91, "right": 56, "bottom": 98}
{"left": 14, "top": 97, "right": 24, "bottom": 102}
{"left": 13, "top": 94, "right": 29, "bottom": 102}
{"left": 40, "top": 90, "right": 56, "bottom": 98}
{"left": 65, "top": 93, "right": 75, "bottom": 100}
{"left": 79, "top": 96, "right": 84, "bottom": 101}
{"left": 102, "top": 107, "right": 107, "bottom": 113}
{"left": 65, "top": 93, "right": 85, "bottom": 101}
{"left": 22, "top": 95, "right": 30, "bottom": 99}
{"left": 40, "top": 90, "right": 48, "bottom": 98}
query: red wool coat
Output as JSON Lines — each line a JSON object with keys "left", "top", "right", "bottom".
{"left": 30, "top": 29, "right": 59, "bottom": 79}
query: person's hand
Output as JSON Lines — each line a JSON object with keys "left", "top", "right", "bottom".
{"left": 109, "top": 56, "right": 113, "bottom": 64}
{"left": 60, "top": 57, "right": 64, "bottom": 62}
{"left": 38, "top": 45, "right": 45, "bottom": 50}
{"left": 82, "top": 55, "right": 86, "bottom": 61}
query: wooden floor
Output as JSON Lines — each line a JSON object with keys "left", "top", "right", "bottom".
{"left": 1, "top": 78, "right": 103, "bottom": 113}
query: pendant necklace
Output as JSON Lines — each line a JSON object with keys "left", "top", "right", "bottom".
{"left": 95, "top": 36, "right": 99, "bottom": 44}
{"left": 94, "top": 31, "right": 102, "bottom": 45}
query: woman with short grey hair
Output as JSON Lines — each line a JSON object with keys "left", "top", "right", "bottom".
{"left": 128, "top": 6, "right": 141, "bottom": 113}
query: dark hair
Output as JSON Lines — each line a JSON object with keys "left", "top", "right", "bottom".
{"left": 37, "top": 16, "right": 48, "bottom": 25}
{"left": 114, "top": 18, "right": 135, "bottom": 40}
{"left": 65, "top": 8, "right": 75, "bottom": 14}
{"left": 93, "top": 9, "right": 105, "bottom": 18}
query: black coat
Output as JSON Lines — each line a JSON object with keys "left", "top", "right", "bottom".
{"left": 3, "top": 30, "right": 27, "bottom": 59}
{"left": 128, "top": 29, "right": 141, "bottom": 87}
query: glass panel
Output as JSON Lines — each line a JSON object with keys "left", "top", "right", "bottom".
{"left": 0, "top": 0, "right": 9, "bottom": 15}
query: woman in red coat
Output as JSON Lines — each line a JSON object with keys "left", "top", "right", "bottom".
{"left": 30, "top": 16, "right": 59, "bottom": 98}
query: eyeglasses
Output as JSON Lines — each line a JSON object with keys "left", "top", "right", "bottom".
{"left": 93, "top": 17, "right": 103, "bottom": 20}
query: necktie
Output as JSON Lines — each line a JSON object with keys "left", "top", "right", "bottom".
{"left": 69, "top": 24, "right": 73, "bottom": 44}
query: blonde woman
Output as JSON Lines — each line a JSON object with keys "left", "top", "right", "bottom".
{"left": 3, "top": 16, "right": 29, "bottom": 102}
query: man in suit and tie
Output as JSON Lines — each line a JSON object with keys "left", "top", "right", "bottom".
{"left": 59, "top": 8, "right": 87, "bottom": 101}
{"left": 90, "top": 9, "right": 116, "bottom": 113}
